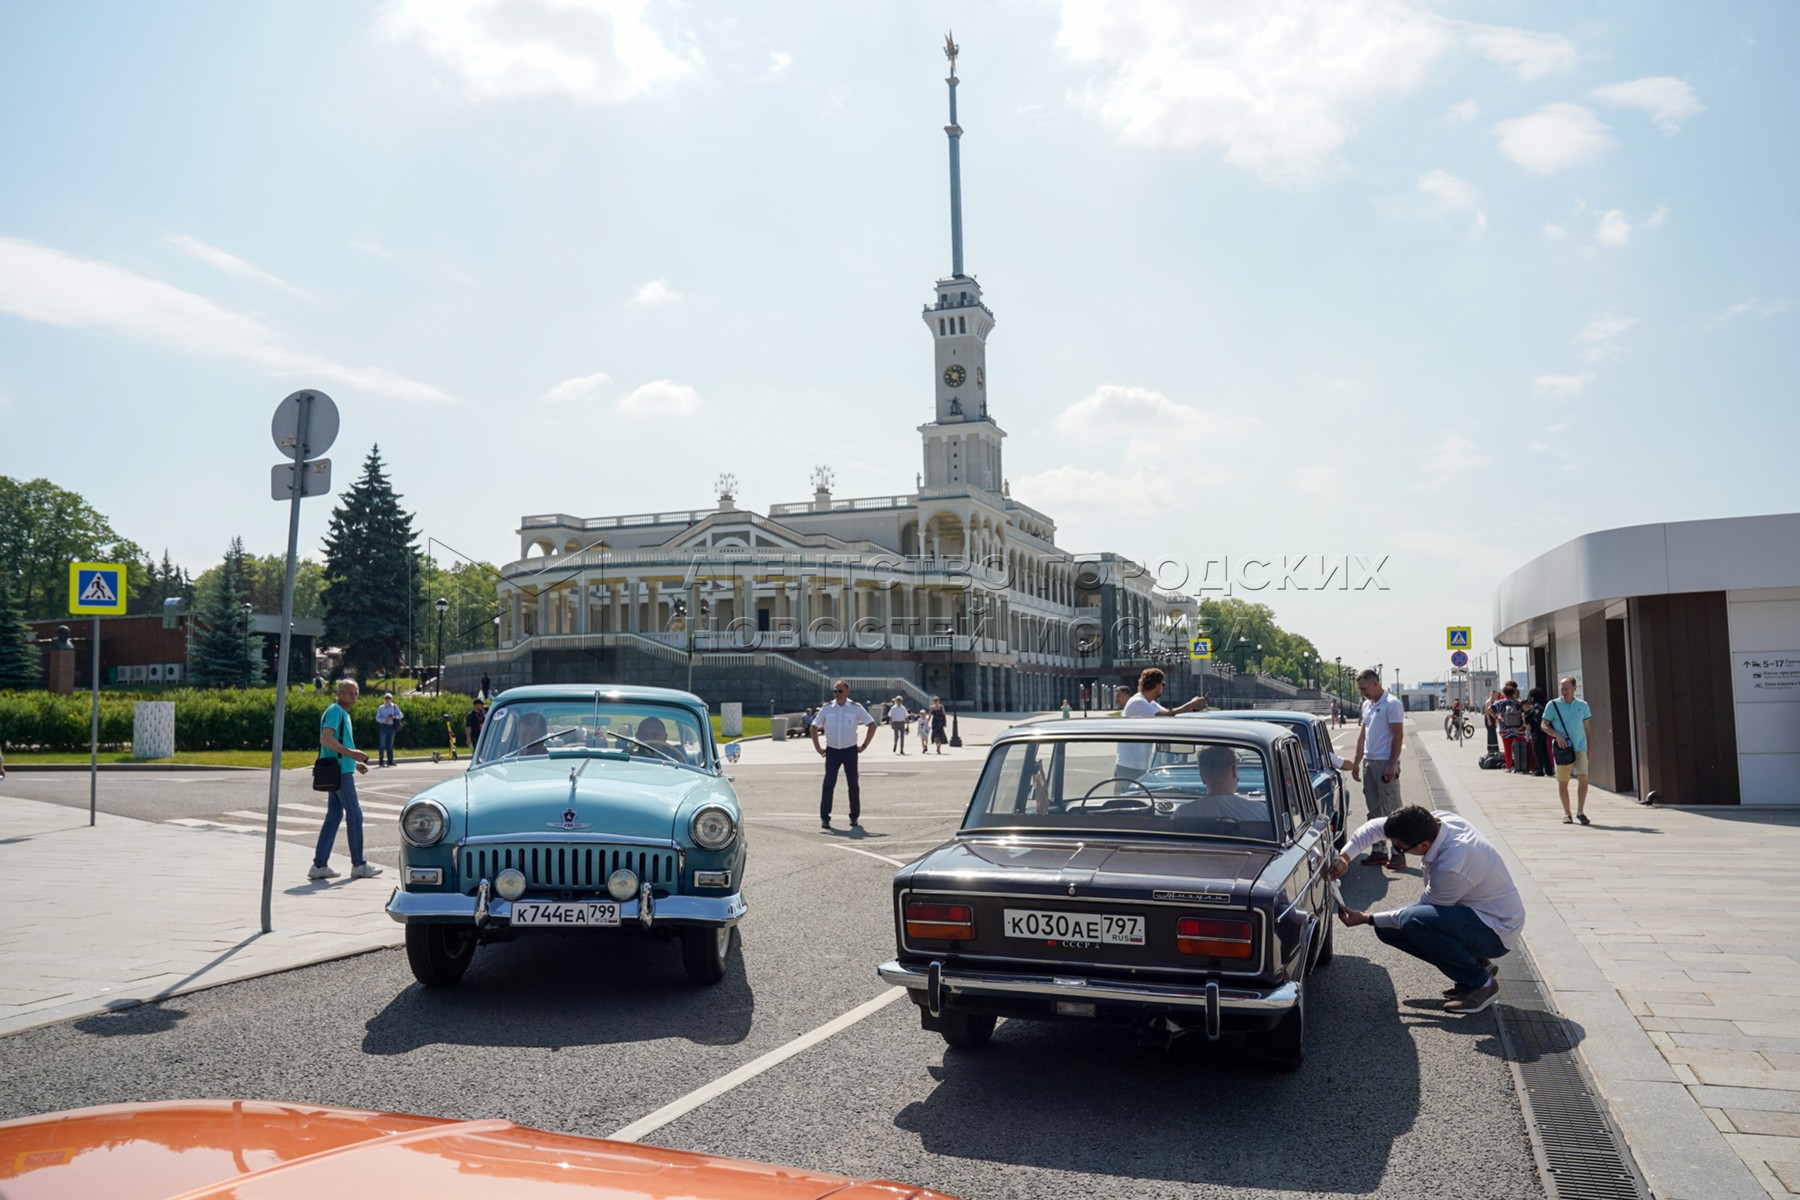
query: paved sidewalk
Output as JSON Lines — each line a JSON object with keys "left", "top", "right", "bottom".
{"left": 0, "top": 796, "right": 401, "bottom": 1038}
{"left": 1416, "top": 717, "right": 1800, "bottom": 1200}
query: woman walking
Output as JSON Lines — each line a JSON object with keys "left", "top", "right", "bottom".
{"left": 929, "top": 696, "right": 948, "bottom": 755}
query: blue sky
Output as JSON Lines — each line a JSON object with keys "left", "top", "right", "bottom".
{"left": 1, "top": 1, "right": 1793, "bottom": 685}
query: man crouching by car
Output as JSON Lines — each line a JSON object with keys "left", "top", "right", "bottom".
{"left": 1328, "top": 805, "right": 1524, "bottom": 1015}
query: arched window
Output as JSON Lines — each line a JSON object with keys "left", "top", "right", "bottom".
{"left": 938, "top": 318, "right": 946, "bottom": 335}
{"left": 958, "top": 316, "right": 966, "bottom": 334}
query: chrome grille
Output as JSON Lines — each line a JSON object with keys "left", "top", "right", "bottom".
{"left": 459, "top": 843, "right": 677, "bottom": 892}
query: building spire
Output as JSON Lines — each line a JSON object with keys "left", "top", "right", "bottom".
{"left": 943, "top": 31, "right": 965, "bottom": 278}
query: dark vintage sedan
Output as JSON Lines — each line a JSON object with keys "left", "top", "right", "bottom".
{"left": 877, "top": 719, "right": 1337, "bottom": 1067}
{"left": 1199, "top": 709, "right": 1348, "bottom": 846}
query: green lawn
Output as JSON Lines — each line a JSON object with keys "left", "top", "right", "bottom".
{"left": 710, "top": 715, "right": 772, "bottom": 740}
{"left": 5, "top": 749, "right": 324, "bottom": 769}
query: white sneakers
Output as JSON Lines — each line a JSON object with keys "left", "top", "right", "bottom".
{"left": 308, "top": 862, "right": 384, "bottom": 880}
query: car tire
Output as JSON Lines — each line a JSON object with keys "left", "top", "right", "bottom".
{"left": 1315, "top": 911, "right": 1335, "bottom": 968}
{"left": 1257, "top": 986, "right": 1305, "bottom": 1070}
{"left": 938, "top": 1011, "right": 996, "bottom": 1050}
{"left": 406, "top": 924, "right": 476, "bottom": 987}
{"left": 681, "top": 925, "right": 734, "bottom": 985}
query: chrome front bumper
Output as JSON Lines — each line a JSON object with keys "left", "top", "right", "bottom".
{"left": 387, "top": 888, "right": 746, "bottom": 928}
{"left": 877, "top": 959, "right": 1297, "bottom": 1020}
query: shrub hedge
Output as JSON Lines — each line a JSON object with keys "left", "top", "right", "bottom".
{"left": 0, "top": 688, "right": 476, "bottom": 755}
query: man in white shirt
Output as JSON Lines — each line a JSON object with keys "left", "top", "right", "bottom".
{"left": 1351, "top": 668, "right": 1408, "bottom": 868}
{"left": 810, "top": 680, "right": 876, "bottom": 831}
{"left": 1115, "top": 668, "right": 1208, "bottom": 781}
{"left": 1330, "top": 805, "right": 1524, "bottom": 1014}
{"left": 887, "top": 697, "right": 910, "bottom": 754}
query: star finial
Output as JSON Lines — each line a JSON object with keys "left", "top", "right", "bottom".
{"left": 944, "top": 31, "right": 958, "bottom": 75}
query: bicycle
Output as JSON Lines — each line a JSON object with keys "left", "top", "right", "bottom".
{"left": 1445, "top": 712, "right": 1473, "bottom": 744}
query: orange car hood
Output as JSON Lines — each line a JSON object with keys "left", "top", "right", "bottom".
{"left": 0, "top": 1101, "right": 952, "bottom": 1200}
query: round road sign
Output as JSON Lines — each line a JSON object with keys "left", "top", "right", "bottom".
{"left": 271, "top": 389, "right": 340, "bottom": 460}
{"left": 1450, "top": 649, "right": 1469, "bottom": 668}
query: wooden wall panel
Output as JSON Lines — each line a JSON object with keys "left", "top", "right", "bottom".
{"left": 1627, "top": 592, "right": 1739, "bottom": 804}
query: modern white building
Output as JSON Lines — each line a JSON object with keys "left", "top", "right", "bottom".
{"left": 456, "top": 40, "right": 1201, "bottom": 712}
{"left": 1493, "top": 512, "right": 1800, "bottom": 805}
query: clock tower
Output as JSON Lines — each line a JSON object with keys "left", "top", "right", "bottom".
{"left": 919, "top": 33, "right": 1005, "bottom": 495}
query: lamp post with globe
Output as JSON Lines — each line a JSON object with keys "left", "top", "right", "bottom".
{"left": 434, "top": 597, "right": 449, "bottom": 695}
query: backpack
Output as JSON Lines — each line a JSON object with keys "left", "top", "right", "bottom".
{"left": 1498, "top": 699, "right": 1524, "bottom": 731}
{"left": 1477, "top": 752, "right": 1505, "bottom": 770}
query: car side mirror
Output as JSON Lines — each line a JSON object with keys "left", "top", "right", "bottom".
{"left": 724, "top": 742, "right": 742, "bottom": 764}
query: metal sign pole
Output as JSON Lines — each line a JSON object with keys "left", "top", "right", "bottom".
{"left": 261, "top": 395, "right": 310, "bottom": 934}
{"left": 88, "top": 614, "right": 100, "bottom": 826}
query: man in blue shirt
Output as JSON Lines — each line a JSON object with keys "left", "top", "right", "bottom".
{"left": 310, "top": 680, "right": 381, "bottom": 880}
{"left": 1542, "top": 675, "right": 1594, "bottom": 825}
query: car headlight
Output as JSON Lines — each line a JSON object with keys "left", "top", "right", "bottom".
{"left": 690, "top": 804, "right": 737, "bottom": 851}
{"left": 400, "top": 799, "right": 448, "bottom": 847}
{"left": 495, "top": 868, "right": 527, "bottom": 901}
{"left": 608, "top": 868, "right": 639, "bottom": 900}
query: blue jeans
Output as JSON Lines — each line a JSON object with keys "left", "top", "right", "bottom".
{"left": 1373, "top": 903, "right": 1507, "bottom": 992}
{"left": 377, "top": 724, "right": 397, "bottom": 765}
{"left": 312, "top": 766, "right": 365, "bottom": 868}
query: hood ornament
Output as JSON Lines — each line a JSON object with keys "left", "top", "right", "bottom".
{"left": 548, "top": 806, "right": 591, "bottom": 831}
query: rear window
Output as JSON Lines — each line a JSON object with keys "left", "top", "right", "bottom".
{"left": 964, "top": 737, "right": 1277, "bottom": 841}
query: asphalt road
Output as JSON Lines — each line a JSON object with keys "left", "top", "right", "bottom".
{"left": 0, "top": 728, "right": 1545, "bottom": 1199}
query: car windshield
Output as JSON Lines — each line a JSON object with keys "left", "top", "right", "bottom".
{"left": 476, "top": 699, "right": 710, "bottom": 768}
{"left": 963, "top": 736, "right": 1277, "bottom": 841}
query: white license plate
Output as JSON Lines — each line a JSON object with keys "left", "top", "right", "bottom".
{"left": 1003, "top": 909, "right": 1145, "bottom": 945}
{"left": 509, "top": 901, "right": 621, "bottom": 927}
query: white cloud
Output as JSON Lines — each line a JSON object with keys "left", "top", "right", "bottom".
{"left": 351, "top": 239, "right": 395, "bottom": 259}
{"left": 1543, "top": 223, "right": 1567, "bottom": 239}
{"left": 1704, "top": 297, "right": 1791, "bottom": 328}
{"left": 1416, "top": 169, "right": 1485, "bottom": 236}
{"left": 1492, "top": 103, "right": 1613, "bottom": 173}
{"left": 1011, "top": 463, "right": 1172, "bottom": 513}
{"left": 163, "top": 234, "right": 319, "bottom": 302}
{"left": 1412, "top": 433, "right": 1491, "bottom": 490}
{"left": 628, "top": 278, "right": 680, "bottom": 307}
{"left": 1574, "top": 310, "right": 1638, "bottom": 363}
{"left": 616, "top": 378, "right": 700, "bottom": 416}
{"left": 0, "top": 235, "right": 453, "bottom": 402}
{"left": 1052, "top": 383, "right": 1228, "bottom": 452}
{"left": 1531, "top": 372, "right": 1593, "bottom": 398}
{"left": 1596, "top": 209, "right": 1631, "bottom": 247}
{"left": 1456, "top": 22, "right": 1577, "bottom": 80}
{"left": 1589, "top": 76, "right": 1703, "bottom": 134}
{"left": 767, "top": 50, "right": 792, "bottom": 74}
{"left": 378, "top": 0, "right": 699, "bottom": 104}
{"left": 542, "top": 370, "right": 611, "bottom": 403}
{"left": 1644, "top": 204, "right": 1670, "bottom": 228}
{"left": 1447, "top": 98, "right": 1477, "bottom": 122}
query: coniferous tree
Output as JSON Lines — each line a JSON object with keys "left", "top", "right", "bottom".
{"left": 191, "top": 537, "right": 258, "bottom": 687}
{"left": 321, "top": 446, "right": 420, "bottom": 674}
{"left": 0, "top": 574, "right": 38, "bottom": 689}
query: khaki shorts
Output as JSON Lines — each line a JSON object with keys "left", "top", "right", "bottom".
{"left": 1555, "top": 749, "right": 1589, "bottom": 782}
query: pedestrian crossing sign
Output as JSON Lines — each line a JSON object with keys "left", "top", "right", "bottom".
{"left": 70, "top": 561, "right": 127, "bottom": 615}
{"left": 1446, "top": 626, "right": 1472, "bottom": 650}
{"left": 1189, "top": 637, "right": 1213, "bottom": 660}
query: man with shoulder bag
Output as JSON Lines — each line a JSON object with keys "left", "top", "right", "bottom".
{"left": 1543, "top": 675, "right": 1593, "bottom": 826}
{"left": 309, "top": 680, "right": 381, "bottom": 880}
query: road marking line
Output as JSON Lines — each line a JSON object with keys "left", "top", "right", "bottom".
{"left": 223, "top": 809, "right": 316, "bottom": 825}
{"left": 607, "top": 987, "right": 907, "bottom": 1144}
{"left": 167, "top": 818, "right": 268, "bottom": 834}
{"left": 830, "top": 844, "right": 907, "bottom": 867}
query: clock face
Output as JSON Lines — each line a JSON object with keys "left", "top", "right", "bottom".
{"left": 943, "top": 364, "right": 967, "bottom": 388}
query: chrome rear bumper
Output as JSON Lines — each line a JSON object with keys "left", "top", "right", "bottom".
{"left": 387, "top": 889, "right": 746, "bottom": 927}
{"left": 877, "top": 959, "right": 1297, "bottom": 1015}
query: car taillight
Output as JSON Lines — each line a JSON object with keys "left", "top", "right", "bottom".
{"left": 905, "top": 900, "right": 974, "bottom": 941}
{"left": 1177, "top": 916, "right": 1254, "bottom": 958}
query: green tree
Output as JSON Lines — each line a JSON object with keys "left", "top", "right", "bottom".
{"left": 0, "top": 573, "right": 38, "bottom": 688}
{"left": 421, "top": 559, "right": 502, "bottom": 658}
{"left": 191, "top": 537, "right": 259, "bottom": 687}
{"left": 129, "top": 548, "right": 193, "bottom": 617}
{"left": 321, "top": 447, "right": 420, "bottom": 675}
{"left": 0, "top": 476, "right": 144, "bottom": 617}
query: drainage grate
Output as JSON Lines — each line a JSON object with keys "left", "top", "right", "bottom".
{"left": 1416, "top": 755, "right": 1649, "bottom": 1200}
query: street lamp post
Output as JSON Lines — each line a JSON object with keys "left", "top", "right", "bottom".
{"left": 435, "top": 597, "right": 448, "bottom": 695}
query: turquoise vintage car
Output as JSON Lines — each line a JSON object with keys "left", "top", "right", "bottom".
{"left": 385, "top": 685, "right": 748, "bottom": 987}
